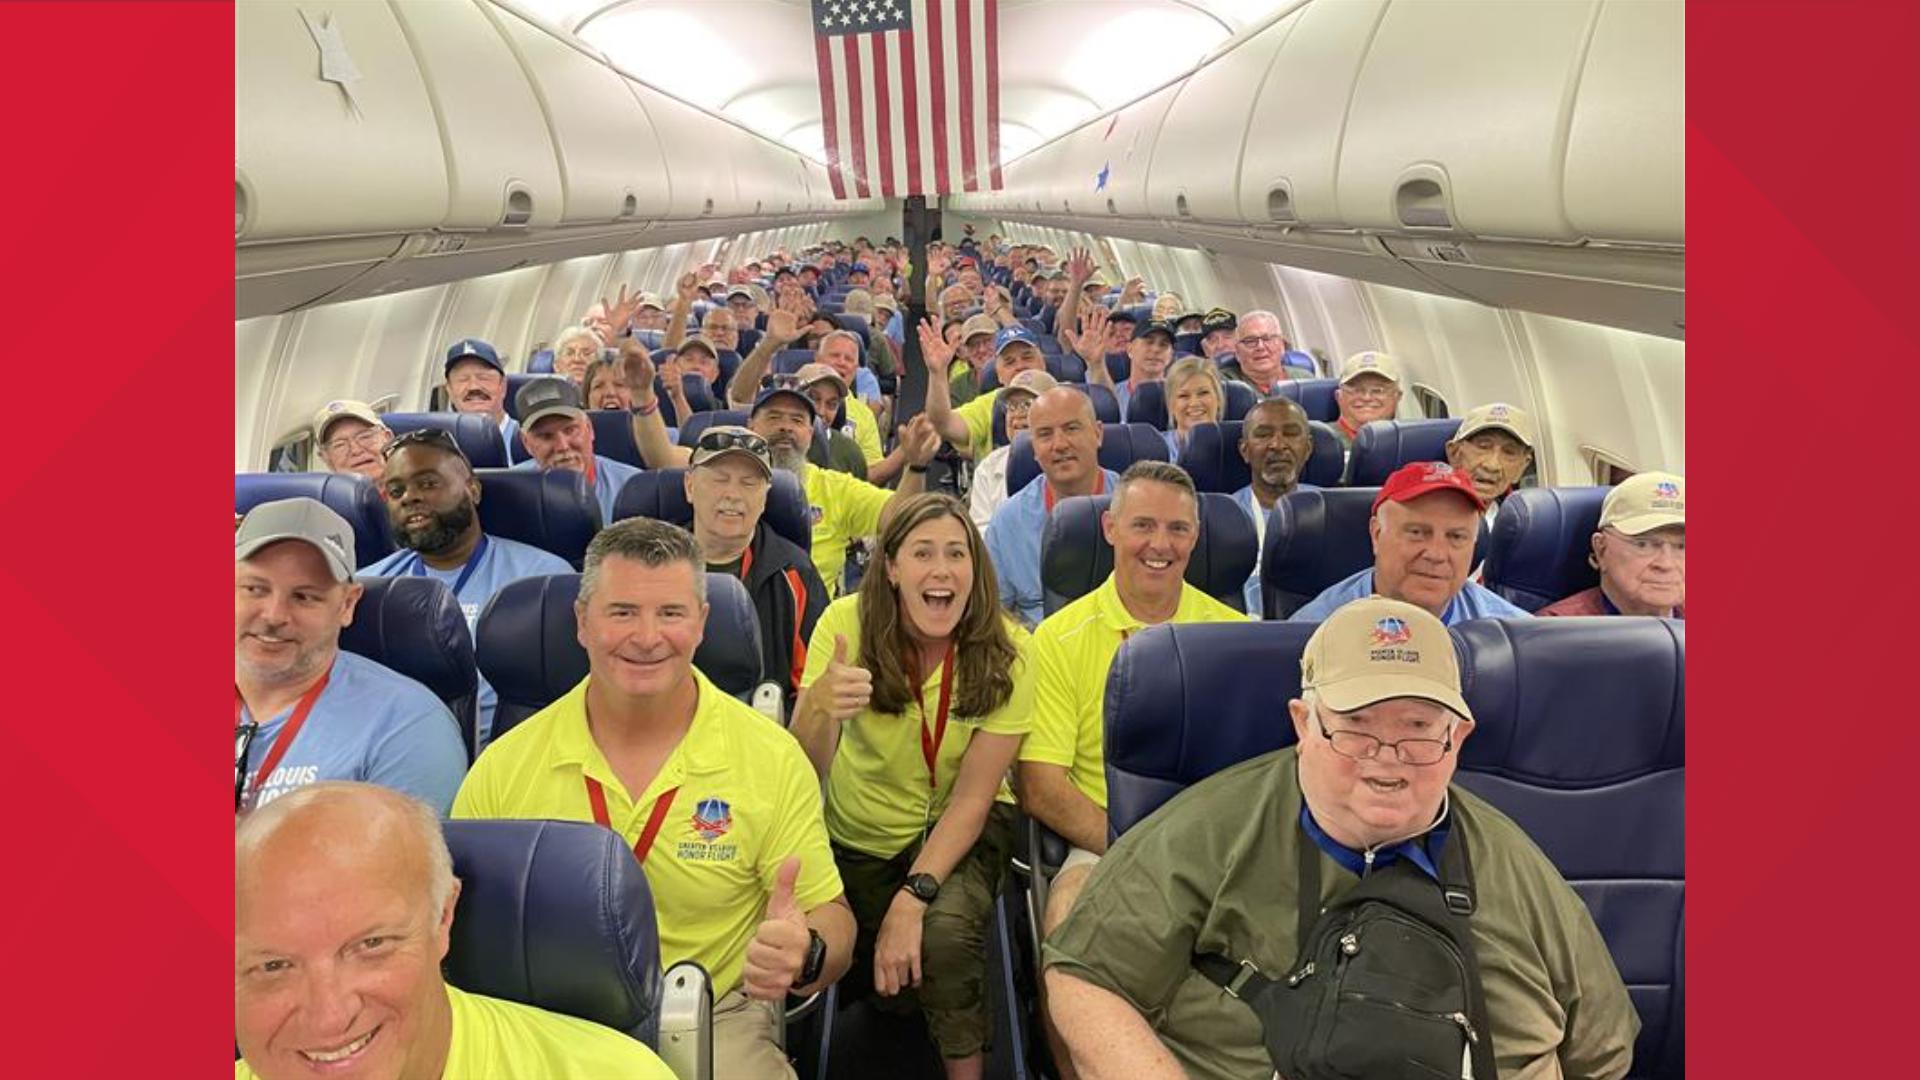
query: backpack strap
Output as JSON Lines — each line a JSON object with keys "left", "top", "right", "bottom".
{"left": 1195, "top": 819, "right": 1320, "bottom": 1001}
{"left": 1439, "top": 818, "right": 1499, "bottom": 1080}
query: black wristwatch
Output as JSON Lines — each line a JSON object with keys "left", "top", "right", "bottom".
{"left": 799, "top": 928, "right": 827, "bottom": 986}
{"left": 907, "top": 463, "right": 929, "bottom": 474}
{"left": 901, "top": 872, "right": 940, "bottom": 903}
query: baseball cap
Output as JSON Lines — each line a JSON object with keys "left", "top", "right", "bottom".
{"left": 689, "top": 425, "right": 773, "bottom": 479}
{"left": 635, "top": 292, "right": 666, "bottom": 311}
{"left": 873, "top": 292, "right": 900, "bottom": 313}
{"left": 1372, "top": 460, "right": 1487, "bottom": 515}
{"left": 236, "top": 497, "right": 358, "bottom": 583}
{"left": 961, "top": 314, "right": 1000, "bottom": 342}
{"left": 444, "top": 338, "right": 503, "bottom": 375}
{"left": 1338, "top": 351, "right": 1401, "bottom": 386}
{"left": 1133, "top": 318, "right": 1176, "bottom": 342}
{"left": 1002, "top": 369, "right": 1059, "bottom": 400}
{"left": 1301, "top": 597, "right": 1471, "bottom": 721}
{"left": 851, "top": 261, "right": 870, "bottom": 273}
{"left": 993, "top": 325, "right": 1043, "bottom": 356}
{"left": 752, "top": 380, "right": 817, "bottom": 419}
{"left": 1599, "top": 472, "right": 1685, "bottom": 536}
{"left": 1200, "top": 308, "right": 1237, "bottom": 335}
{"left": 1451, "top": 402, "right": 1537, "bottom": 451}
{"left": 725, "top": 284, "right": 756, "bottom": 302}
{"left": 677, "top": 337, "right": 719, "bottom": 360}
{"left": 795, "top": 362, "right": 850, "bottom": 397}
{"left": 311, "top": 399, "right": 383, "bottom": 443}
{"left": 514, "top": 377, "right": 587, "bottom": 429}
{"left": 1106, "top": 307, "right": 1139, "bottom": 325}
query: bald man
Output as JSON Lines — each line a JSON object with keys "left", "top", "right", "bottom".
{"left": 235, "top": 782, "right": 672, "bottom": 1079}
{"left": 983, "top": 387, "right": 1118, "bottom": 627}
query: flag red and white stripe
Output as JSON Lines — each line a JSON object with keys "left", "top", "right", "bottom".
{"left": 812, "top": 0, "right": 1001, "bottom": 199}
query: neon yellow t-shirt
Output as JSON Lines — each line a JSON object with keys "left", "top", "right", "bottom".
{"left": 804, "top": 464, "right": 895, "bottom": 596}
{"left": 843, "top": 397, "right": 885, "bottom": 464}
{"left": 237, "top": 984, "right": 673, "bottom": 1079}
{"left": 1020, "top": 574, "right": 1247, "bottom": 808}
{"left": 802, "top": 596, "right": 1033, "bottom": 858}
{"left": 451, "top": 668, "right": 842, "bottom": 999}
{"left": 954, "top": 389, "right": 1000, "bottom": 461}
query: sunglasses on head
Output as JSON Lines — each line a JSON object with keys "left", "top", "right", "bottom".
{"left": 381, "top": 426, "right": 467, "bottom": 460}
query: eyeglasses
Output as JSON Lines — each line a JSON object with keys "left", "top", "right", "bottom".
{"left": 1315, "top": 706, "right": 1455, "bottom": 767}
{"left": 382, "top": 427, "right": 466, "bottom": 460}
{"left": 1340, "top": 383, "right": 1398, "bottom": 401}
{"left": 763, "top": 373, "right": 804, "bottom": 391}
{"left": 1605, "top": 528, "right": 1685, "bottom": 559}
{"left": 235, "top": 720, "right": 260, "bottom": 812}
{"left": 1237, "top": 333, "right": 1284, "bottom": 348}
{"left": 697, "top": 428, "right": 771, "bottom": 456}
{"left": 322, "top": 427, "right": 389, "bottom": 457}
{"left": 1004, "top": 399, "right": 1034, "bottom": 418}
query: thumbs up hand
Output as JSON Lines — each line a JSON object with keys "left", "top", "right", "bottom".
{"left": 743, "top": 856, "right": 811, "bottom": 1000}
{"left": 815, "top": 635, "right": 873, "bottom": 724}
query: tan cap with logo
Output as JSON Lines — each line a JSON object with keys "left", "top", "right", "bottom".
{"left": 1451, "top": 402, "right": 1537, "bottom": 451}
{"left": 1600, "top": 472, "right": 1685, "bottom": 536}
{"left": 310, "top": 399, "right": 383, "bottom": 444}
{"left": 961, "top": 313, "right": 1000, "bottom": 342}
{"left": 1337, "top": 351, "right": 1402, "bottom": 386}
{"left": 1300, "top": 597, "right": 1470, "bottom": 720}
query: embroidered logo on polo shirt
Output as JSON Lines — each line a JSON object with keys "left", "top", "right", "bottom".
{"left": 810, "top": 505, "right": 825, "bottom": 525}
{"left": 675, "top": 796, "right": 739, "bottom": 862}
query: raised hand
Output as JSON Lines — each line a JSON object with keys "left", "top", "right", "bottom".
{"left": 814, "top": 635, "right": 873, "bottom": 724}
{"left": 676, "top": 271, "right": 700, "bottom": 303}
{"left": 1119, "top": 275, "right": 1147, "bottom": 305}
{"left": 743, "top": 857, "right": 811, "bottom": 1001}
{"left": 1073, "top": 306, "right": 1112, "bottom": 367}
{"left": 899, "top": 413, "right": 940, "bottom": 468}
{"left": 1066, "top": 247, "right": 1095, "bottom": 285}
{"left": 916, "top": 318, "right": 956, "bottom": 377}
{"left": 766, "top": 308, "right": 801, "bottom": 346}
{"left": 620, "top": 340, "right": 657, "bottom": 405}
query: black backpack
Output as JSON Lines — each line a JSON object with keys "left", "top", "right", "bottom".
{"left": 1194, "top": 821, "right": 1498, "bottom": 1080}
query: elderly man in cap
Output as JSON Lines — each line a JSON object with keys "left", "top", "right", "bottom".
{"left": 235, "top": 783, "right": 674, "bottom": 1080}
{"left": 442, "top": 338, "right": 517, "bottom": 457}
{"left": 1044, "top": 597, "right": 1637, "bottom": 1079}
{"left": 310, "top": 399, "right": 392, "bottom": 482}
{"left": 1291, "top": 461, "right": 1530, "bottom": 626}
{"left": 1072, "top": 308, "right": 1176, "bottom": 417}
{"left": 1446, "top": 403, "right": 1538, "bottom": 528}
{"left": 969, "top": 368, "right": 1060, "bottom": 529}
{"left": 234, "top": 499, "right": 466, "bottom": 815}
{"left": 923, "top": 322, "right": 1051, "bottom": 463}
{"left": 942, "top": 312, "right": 1002, "bottom": 407}
{"left": 1234, "top": 397, "right": 1317, "bottom": 612}
{"left": 1541, "top": 471, "right": 1686, "bottom": 618}
{"left": 1331, "top": 350, "right": 1405, "bottom": 454}
{"left": 510, "top": 377, "right": 641, "bottom": 523}
{"left": 1222, "top": 311, "right": 1291, "bottom": 396}
{"left": 365, "top": 429, "right": 571, "bottom": 748}
{"left": 1198, "top": 307, "right": 1238, "bottom": 362}
{"left": 631, "top": 290, "right": 670, "bottom": 333}
{"left": 796, "top": 362, "right": 906, "bottom": 481}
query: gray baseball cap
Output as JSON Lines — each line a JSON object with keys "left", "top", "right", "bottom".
{"left": 514, "top": 377, "right": 588, "bottom": 429}
{"left": 236, "top": 498, "right": 356, "bottom": 582}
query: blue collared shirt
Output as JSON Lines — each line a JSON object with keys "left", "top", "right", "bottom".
{"left": 510, "top": 454, "right": 641, "bottom": 524}
{"left": 984, "top": 467, "right": 1122, "bottom": 627}
{"left": 1232, "top": 483, "right": 1318, "bottom": 616}
{"left": 854, "top": 365, "right": 881, "bottom": 405}
{"left": 1300, "top": 799, "right": 1450, "bottom": 881}
{"left": 1288, "top": 568, "right": 1532, "bottom": 626}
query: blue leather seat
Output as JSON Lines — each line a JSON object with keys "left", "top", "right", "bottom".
{"left": 1484, "top": 487, "right": 1610, "bottom": 612}
{"left": 1258, "top": 487, "right": 1490, "bottom": 619}
{"left": 1281, "top": 349, "right": 1319, "bottom": 377}
{"left": 1005, "top": 422, "right": 1170, "bottom": 496}
{"left": 1172, "top": 331, "right": 1204, "bottom": 357}
{"left": 340, "top": 576, "right": 478, "bottom": 760}
{"left": 384, "top": 412, "right": 509, "bottom": 469}
{"left": 1104, "top": 622, "right": 1317, "bottom": 837}
{"left": 1452, "top": 617, "right": 1685, "bottom": 1080}
{"left": 612, "top": 467, "right": 812, "bottom": 553}
{"left": 1270, "top": 377, "right": 1339, "bottom": 423}
{"left": 1347, "top": 418, "right": 1464, "bottom": 487}
{"left": 1122, "top": 379, "right": 1260, "bottom": 428}
{"left": 1039, "top": 493, "right": 1258, "bottom": 616}
{"left": 476, "top": 573, "right": 766, "bottom": 741}
{"left": 508, "top": 410, "right": 647, "bottom": 470}
{"left": 677, "top": 409, "right": 750, "bottom": 448}
{"left": 504, "top": 373, "right": 553, "bottom": 421}
{"left": 527, "top": 348, "right": 555, "bottom": 374}
{"left": 772, "top": 349, "right": 814, "bottom": 375}
{"left": 472, "top": 468, "right": 601, "bottom": 569}
{"left": 989, "top": 382, "right": 1121, "bottom": 447}
{"left": 1178, "top": 421, "right": 1345, "bottom": 494}
{"left": 235, "top": 473, "right": 394, "bottom": 568}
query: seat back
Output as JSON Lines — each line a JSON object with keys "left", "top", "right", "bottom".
{"left": 472, "top": 469, "right": 602, "bottom": 570}
{"left": 1122, "top": 380, "right": 1260, "bottom": 429}
{"left": 1040, "top": 493, "right": 1258, "bottom": 615}
{"left": 677, "top": 409, "right": 751, "bottom": 448}
{"left": 340, "top": 576, "right": 479, "bottom": 760}
{"left": 1270, "top": 377, "right": 1339, "bottom": 423}
{"left": 1452, "top": 618, "right": 1685, "bottom": 1080}
{"left": 477, "top": 573, "right": 765, "bottom": 740}
{"left": 1104, "top": 622, "right": 1316, "bottom": 837}
{"left": 507, "top": 410, "right": 647, "bottom": 469}
{"left": 612, "top": 467, "right": 812, "bottom": 553}
{"left": 1347, "top": 418, "right": 1463, "bottom": 487}
{"left": 1005, "top": 422, "right": 1170, "bottom": 495}
{"left": 442, "top": 820, "right": 664, "bottom": 1044}
{"left": 1172, "top": 331, "right": 1204, "bottom": 357}
{"left": 504, "top": 373, "right": 556, "bottom": 421}
{"left": 384, "top": 412, "right": 509, "bottom": 469}
{"left": 772, "top": 349, "right": 815, "bottom": 375}
{"left": 235, "top": 473, "right": 394, "bottom": 568}
{"left": 1176, "top": 420, "right": 1346, "bottom": 494}
{"left": 1259, "top": 487, "right": 1489, "bottom": 619}
{"left": 989, "top": 382, "right": 1121, "bottom": 447}
{"left": 1484, "top": 487, "right": 1610, "bottom": 612}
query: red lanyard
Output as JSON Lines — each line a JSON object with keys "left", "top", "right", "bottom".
{"left": 234, "top": 664, "right": 334, "bottom": 801}
{"left": 913, "top": 645, "right": 957, "bottom": 791}
{"left": 584, "top": 777, "right": 681, "bottom": 863}
{"left": 739, "top": 545, "right": 754, "bottom": 581}
{"left": 1043, "top": 471, "right": 1107, "bottom": 513}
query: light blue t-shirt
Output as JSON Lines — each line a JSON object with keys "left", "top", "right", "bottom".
{"left": 1232, "top": 483, "right": 1319, "bottom": 617}
{"left": 984, "top": 467, "right": 1121, "bottom": 628}
{"left": 885, "top": 309, "right": 904, "bottom": 347}
{"left": 854, "top": 365, "right": 882, "bottom": 406}
{"left": 1287, "top": 568, "right": 1532, "bottom": 627}
{"left": 497, "top": 415, "right": 520, "bottom": 459}
{"left": 510, "top": 454, "right": 640, "bottom": 524}
{"left": 363, "top": 534, "right": 572, "bottom": 747}
{"left": 238, "top": 650, "right": 466, "bottom": 815}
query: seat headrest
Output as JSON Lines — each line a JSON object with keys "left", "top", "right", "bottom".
{"left": 1260, "top": 487, "right": 1488, "bottom": 619}
{"left": 1177, "top": 421, "right": 1344, "bottom": 493}
{"left": 1121, "top": 381, "right": 1260, "bottom": 429}
{"left": 1347, "top": 418, "right": 1463, "bottom": 487}
{"left": 476, "top": 573, "right": 765, "bottom": 741}
{"left": 473, "top": 469, "right": 602, "bottom": 570}
{"left": 990, "top": 382, "right": 1121, "bottom": 447}
{"left": 236, "top": 473, "right": 394, "bottom": 569}
{"left": 677, "top": 410, "right": 751, "bottom": 449}
{"left": 1005, "top": 422, "right": 1171, "bottom": 496}
{"left": 1172, "top": 331, "right": 1204, "bottom": 357}
{"left": 384, "top": 412, "right": 509, "bottom": 469}
{"left": 1104, "top": 622, "right": 1317, "bottom": 837}
{"left": 611, "top": 467, "right": 812, "bottom": 553}
{"left": 1483, "top": 487, "right": 1609, "bottom": 611}
{"left": 1040, "top": 493, "right": 1258, "bottom": 616}
{"left": 442, "top": 820, "right": 662, "bottom": 1044}
{"left": 1269, "top": 378, "right": 1339, "bottom": 423}
{"left": 340, "top": 576, "right": 478, "bottom": 759}
{"left": 503, "top": 374, "right": 545, "bottom": 422}
{"left": 772, "top": 350, "right": 814, "bottom": 376}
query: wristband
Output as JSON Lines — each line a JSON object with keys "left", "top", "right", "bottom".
{"left": 907, "top": 464, "right": 929, "bottom": 474}
{"left": 630, "top": 398, "right": 660, "bottom": 417}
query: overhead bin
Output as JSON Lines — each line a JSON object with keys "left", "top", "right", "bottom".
{"left": 1337, "top": 0, "right": 1601, "bottom": 241}
{"left": 1563, "top": 0, "right": 1684, "bottom": 245}
{"left": 636, "top": 85, "right": 744, "bottom": 220}
{"left": 1148, "top": 13, "right": 1303, "bottom": 224}
{"left": 1381, "top": 235, "right": 1683, "bottom": 339}
{"left": 1072, "top": 83, "right": 1182, "bottom": 219}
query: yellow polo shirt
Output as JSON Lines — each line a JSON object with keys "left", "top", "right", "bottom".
{"left": 451, "top": 669, "right": 841, "bottom": 1000}
{"left": 954, "top": 389, "right": 999, "bottom": 461}
{"left": 844, "top": 398, "right": 885, "bottom": 464}
{"left": 1020, "top": 574, "right": 1248, "bottom": 809}
{"left": 804, "top": 465, "right": 895, "bottom": 597}
{"left": 802, "top": 596, "right": 1033, "bottom": 858}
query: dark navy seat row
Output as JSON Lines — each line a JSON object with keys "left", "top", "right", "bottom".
{"left": 1039, "top": 493, "right": 1256, "bottom": 616}
{"left": 1178, "top": 420, "right": 1345, "bottom": 493}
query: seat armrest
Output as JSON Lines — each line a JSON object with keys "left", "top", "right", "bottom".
{"left": 656, "top": 960, "right": 713, "bottom": 1080}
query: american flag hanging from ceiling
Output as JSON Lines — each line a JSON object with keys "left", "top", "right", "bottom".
{"left": 810, "top": 0, "right": 1002, "bottom": 199}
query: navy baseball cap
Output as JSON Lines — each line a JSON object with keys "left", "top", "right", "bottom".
{"left": 1133, "top": 318, "right": 1176, "bottom": 342}
{"left": 444, "top": 338, "right": 503, "bottom": 374}
{"left": 993, "top": 325, "right": 1042, "bottom": 356}
{"left": 1106, "top": 307, "right": 1140, "bottom": 325}
{"left": 851, "top": 261, "right": 870, "bottom": 273}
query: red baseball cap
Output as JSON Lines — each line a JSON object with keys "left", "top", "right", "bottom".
{"left": 1371, "top": 460, "right": 1488, "bottom": 515}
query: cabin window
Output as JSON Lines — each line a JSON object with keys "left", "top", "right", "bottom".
{"left": 268, "top": 429, "right": 312, "bottom": 474}
{"left": 1410, "top": 383, "right": 1448, "bottom": 419}
{"left": 1582, "top": 446, "right": 1637, "bottom": 486}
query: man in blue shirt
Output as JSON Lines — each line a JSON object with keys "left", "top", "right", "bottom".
{"left": 235, "top": 498, "right": 468, "bottom": 814}
{"left": 509, "top": 377, "right": 640, "bottom": 523}
{"left": 1232, "top": 398, "right": 1316, "bottom": 615}
{"left": 443, "top": 338, "right": 518, "bottom": 459}
{"left": 985, "top": 388, "right": 1119, "bottom": 627}
{"left": 364, "top": 429, "right": 572, "bottom": 748}
{"left": 1289, "top": 461, "right": 1531, "bottom": 626}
